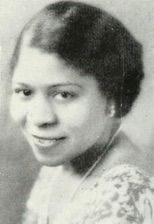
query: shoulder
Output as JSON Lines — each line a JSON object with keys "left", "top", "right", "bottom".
{"left": 96, "top": 164, "right": 154, "bottom": 219}
{"left": 90, "top": 164, "right": 154, "bottom": 223}
{"left": 83, "top": 163, "right": 154, "bottom": 199}
{"left": 99, "top": 163, "right": 154, "bottom": 191}
{"left": 58, "top": 164, "right": 154, "bottom": 224}
{"left": 22, "top": 166, "right": 59, "bottom": 224}
{"left": 26, "top": 166, "right": 55, "bottom": 210}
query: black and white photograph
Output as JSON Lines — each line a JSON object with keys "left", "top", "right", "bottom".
{"left": 1, "top": 0, "right": 154, "bottom": 223}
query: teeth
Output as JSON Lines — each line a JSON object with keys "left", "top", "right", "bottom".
{"left": 34, "top": 138, "right": 57, "bottom": 147}
{"left": 38, "top": 139, "right": 55, "bottom": 144}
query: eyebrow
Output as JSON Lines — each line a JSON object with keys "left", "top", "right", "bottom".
{"left": 12, "top": 82, "right": 82, "bottom": 89}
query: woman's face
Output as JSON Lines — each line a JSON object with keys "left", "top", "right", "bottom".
{"left": 10, "top": 47, "right": 114, "bottom": 166}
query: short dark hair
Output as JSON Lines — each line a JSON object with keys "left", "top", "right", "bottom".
{"left": 10, "top": 1, "right": 144, "bottom": 117}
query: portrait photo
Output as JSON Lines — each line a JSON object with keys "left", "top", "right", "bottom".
{"left": 0, "top": 0, "right": 154, "bottom": 223}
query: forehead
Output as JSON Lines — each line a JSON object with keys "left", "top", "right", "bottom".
{"left": 15, "top": 46, "right": 65, "bottom": 75}
{"left": 12, "top": 46, "right": 98, "bottom": 88}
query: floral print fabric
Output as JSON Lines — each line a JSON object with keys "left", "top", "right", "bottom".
{"left": 23, "top": 164, "right": 154, "bottom": 224}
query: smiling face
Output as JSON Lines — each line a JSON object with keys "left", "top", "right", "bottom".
{"left": 10, "top": 46, "right": 115, "bottom": 166}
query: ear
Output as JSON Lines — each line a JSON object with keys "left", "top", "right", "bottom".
{"left": 106, "top": 101, "right": 116, "bottom": 118}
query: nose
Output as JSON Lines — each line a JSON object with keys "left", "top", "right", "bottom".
{"left": 28, "top": 94, "right": 58, "bottom": 128}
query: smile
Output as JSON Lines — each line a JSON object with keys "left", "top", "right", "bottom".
{"left": 32, "top": 135, "right": 66, "bottom": 147}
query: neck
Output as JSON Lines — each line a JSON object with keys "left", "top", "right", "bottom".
{"left": 69, "top": 145, "right": 105, "bottom": 175}
{"left": 64, "top": 120, "right": 121, "bottom": 176}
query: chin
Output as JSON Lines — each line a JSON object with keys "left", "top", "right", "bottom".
{"left": 33, "top": 153, "right": 66, "bottom": 167}
{"left": 36, "top": 158, "right": 63, "bottom": 167}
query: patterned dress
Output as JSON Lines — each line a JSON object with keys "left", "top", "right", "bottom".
{"left": 23, "top": 164, "right": 154, "bottom": 224}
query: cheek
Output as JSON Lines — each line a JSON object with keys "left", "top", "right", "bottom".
{"left": 10, "top": 97, "right": 26, "bottom": 124}
{"left": 58, "top": 99, "right": 107, "bottom": 133}
{"left": 58, "top": 102, "right": 92, "bottom": 129}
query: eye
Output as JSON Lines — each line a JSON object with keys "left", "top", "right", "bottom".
{"left": 14, "top": 88, "right": 32, "bottom": 97}
{"left": 54, "top": 91, "right": 77, "bottom": 101}
{"left": 60, "top": 92, "right": 72, "bottom": 98}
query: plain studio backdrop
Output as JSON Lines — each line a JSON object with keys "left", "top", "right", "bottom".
{"left": 0, "top": 0, "right": 154, "bottom": 223}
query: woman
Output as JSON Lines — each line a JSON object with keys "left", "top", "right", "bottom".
{"left": 10, "top": 1, "right": 154, "bottom": 223}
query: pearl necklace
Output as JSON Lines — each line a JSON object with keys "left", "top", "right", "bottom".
{"left": 70, "top": 127, "right": 121, "bottom": 200}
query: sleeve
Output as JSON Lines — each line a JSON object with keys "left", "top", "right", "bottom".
{"left": 54, "top": 165, "right": 154, "bottom": 224}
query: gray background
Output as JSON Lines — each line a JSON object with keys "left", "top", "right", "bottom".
{"left": 0, "top": 0, "right": 154, "bottom": 223}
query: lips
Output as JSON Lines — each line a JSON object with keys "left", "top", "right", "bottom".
{"left": 32, "top": 135, "right": 66, "bottom": 147}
